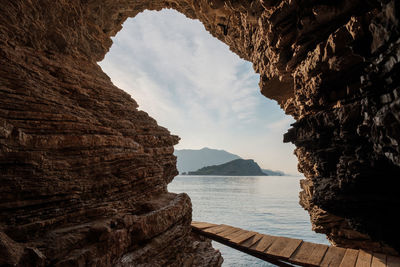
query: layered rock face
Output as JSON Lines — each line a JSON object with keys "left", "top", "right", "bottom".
{"left": 282, "top": 1, "right": 400, "bottom": 254}
{"left": 0, "top": 1, "right": 223, "bottom": 266}
{"left": 0, "top": 0, "right": 399, "bottom": 265}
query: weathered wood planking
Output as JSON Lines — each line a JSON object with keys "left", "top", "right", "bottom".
{"left": 340, "top": 249, "right": 359, "bottom": 267}
{"left": 191, "top": 221, "right": 400, "bottom": 267}
{"left": 218, "top": 227, "right": 242, "bottom": 238}
{"left": 203, "top": 225, "right": 230, "bottom": 234}
{"left": 229, "top": 231, "right": 257, "bottom": 244}
{"left": 191, "top": 221, "right": 217, "bottom": 229}
{"left": 250, "top": 234, "right": 277, "bottom": 253}
{"left": 241, "top": 233, "right": 264, "bottom": 248}
{"left": 289, "top": 241, "right": 329, "bottom": 266}
{"left": 320, "top": 246, "right": 346, "bottom": 267}
{"left": 356, "top": 250, "right": 373, "bottom": 267}
{"left": 266, "top": 236, "right": 303, "bottom": 259}
{"left": 223, "top": 229, "right": 248, "bottom": 240}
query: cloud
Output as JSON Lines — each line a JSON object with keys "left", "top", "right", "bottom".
{"left": 98, "top": 9, "right": 300, "bottom": 175}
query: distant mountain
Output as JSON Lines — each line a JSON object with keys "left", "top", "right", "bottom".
{"left": 188, "top": 159, "right": 267, "bottom": 176}
{"left": 174, "top": 147, "right": 241, "bottom": 173}
{"left": 262, "top": 169, "right": 285, "bottom": 176}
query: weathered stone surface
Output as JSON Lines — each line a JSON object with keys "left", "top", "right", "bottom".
{"left": 1, "top": 0, "right": 400, "bottom": 265}
{"left": 0, "top": 1, "right": 224, "bottom": 265}
{"left": 283, "top": 0, "right": 400, "bottom": 255}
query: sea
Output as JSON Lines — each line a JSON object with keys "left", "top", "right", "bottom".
{"left": 168, "top": 175, "right": 330, "bottom": 267}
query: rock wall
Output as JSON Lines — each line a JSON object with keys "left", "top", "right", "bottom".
{"left": 0, "top": 1, "right": 223, "bottom": 266}
{"left": 282, "top": 0, "right": 400, "bottom": 254}
{"left": 0, "top": 0, "right": 399, "bottom": 265}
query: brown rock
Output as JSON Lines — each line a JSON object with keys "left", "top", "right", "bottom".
{"left": 0, "top": 231, "right": 24, "bottom": 265}
{"left": 1, "top": 0, "right": 400, "bottom": 265}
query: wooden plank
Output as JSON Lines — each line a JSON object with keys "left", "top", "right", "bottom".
{"left": 355, "top": 250, "right": 372, "bottom": 267}
{"left": 241, "top": 233, "right": 264, "bottom": 248}
{"left": 371, "top": 253, "right": 386, "bottom": 267}
{"left": 193, "top": 221, "right": 399, "bottom": 267}
{"left": 204, "top": 225, "right": 231, "bottom": 234}
{"left": 289, "top": 241, "right": 328, "bottom": 266}
{"left": 249, "top": 234, "right": 277, "bottom": 253}
{"left": 212, "top": 225, "right": 235, "bottom": 235}
{"left": 320, "top": 246, "right": 347, "bottom": 267}
{"left": 387, "top": 255, "right": 400, "bottom": 267}
{"left": 201, "top": 225, "right": 224, "bottom": 232}
{"left": 218, "top": 227, "right": 242, "bottom": 238}
{"left": 266, "top": 236, "right": 303, "bottom": 259}
{"left": 307, "top": 244, "right": 329, "bottom": 266}
{"left": 229, "top": 231, "right": 257, "bottom": 244}
{"left": 226, "top": 229, "right": 251, "bottom": 241}
{"left": 191, "top": 221, "right": 217, "bottom": 229}
{"left": 340, "top": 249, "right": 359, "bottom": 267}
{"left": 222, "top": 229, "right": 247, "bottom": 240}
{"left": 289, "top": 241, "right": 315, "bottom": 264}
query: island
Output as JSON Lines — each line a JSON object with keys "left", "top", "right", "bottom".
{"left": 188, "top": 159, "right": 267, "bottom": 176}
{"left": 174, "top": 147, "right": 241, "bottom": 173}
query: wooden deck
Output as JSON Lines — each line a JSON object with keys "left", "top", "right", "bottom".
{"left": 191, "top": 221, "right": 400, "bottom": 267}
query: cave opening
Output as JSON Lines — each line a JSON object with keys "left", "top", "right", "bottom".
{"left": 98, "top": 9, "right": 329, "bottom": 266}
{"left": 2, "top": 0, "right": 400, "bottom": 265}
{"left": 99, "top": 9, "right": 298, "bottom": 176}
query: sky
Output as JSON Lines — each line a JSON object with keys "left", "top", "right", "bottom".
{"left": 99, "top": 9, "right": 300, "bottom": 175}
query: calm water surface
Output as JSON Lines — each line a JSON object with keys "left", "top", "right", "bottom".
{"left": 168, "top": 175, "right": 329, "bottom": 266}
